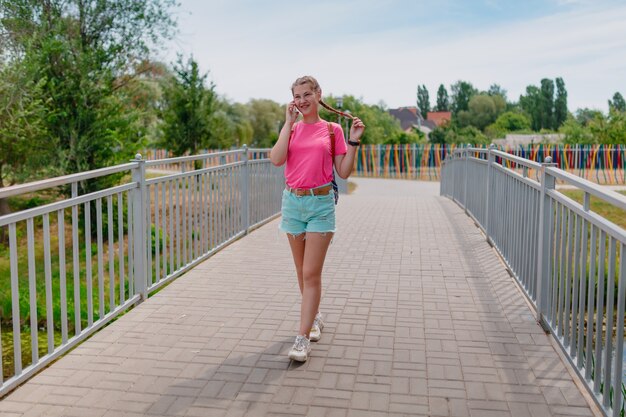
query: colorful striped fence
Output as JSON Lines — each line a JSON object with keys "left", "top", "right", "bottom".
{"left": 354, "top": 144, "right": 626, "bottom": 185}
{"left": 144, "top": 145, "right": 626, "bottom": 184}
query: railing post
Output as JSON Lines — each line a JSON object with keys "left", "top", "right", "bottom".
{"left": 485, "top": 144, "right": 496, "bottom": 245}
{"left": 241, "top": 145, "right": 250, "bottom": 234}
{"left": 536, "top": 156, "right": 556, "bottom": 330}
{"left": 463, "top": 144, "right": 469, "bottom": 211}
{"left": 131, "top": 153, "right": 147, "bottom": 301}
{"left": 439, "top": 160, "right": 445, "bottom": 196}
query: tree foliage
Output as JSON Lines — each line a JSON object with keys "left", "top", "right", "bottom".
{"left": 485, "top": 111, "right": 531, "bottom": 138}
{"left": 211, "top": 100, "right": 253, "bottom": 148}
{"left": 0, "top": 59, "right": 50, "bottom": 214}
{"left": 560, "top": 106, "right": 626, "bottom": 145}
{"left": 608, "top": 92, "right": 625, "bottom": 113}
{"left": 456, "top": 94, "right": 505, "bottom": 131}
{"left": 159, "top": 55, "right": 217, "bottom": 155}
{"left": 416, "top": 84, "right": 430, "bottom": 119}
{"left": 539, "top": 78, "right": 555, "bottom": 130}
{"left": 519, "top": 85, "right": 543, "bottom": 131}
{"left": 450, "top": 80, "right": 477, "bottom": 117}
{"left": 560, "top": 116, "right": 594, "bottom": 144}
{"left": 487, "top": 84, "right": 507, "bottom": 102}
{"left": 518, "top": 77, "right": 568, "bottom": 131}
{"left": 428, "top": 124, "right": 488, "bottom": 145}
{"left": 435, "top": 84, "right": 449, "bottom": 112}
{"left": 0, "top": 0, "right": 178, "bottom": 195}
{"left": 554, "top": 77, "right": 568, "bottom": 127}
{"left": 246, "top": 99, "right": 284, "bottom": 148}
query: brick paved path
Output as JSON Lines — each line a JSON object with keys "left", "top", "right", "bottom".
{"left": 0, "top": 178, "right": 598, "bottom": 416}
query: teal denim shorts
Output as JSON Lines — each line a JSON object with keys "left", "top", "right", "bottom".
{"left": 279, "top": 186, "right": 336, "bottom": 236}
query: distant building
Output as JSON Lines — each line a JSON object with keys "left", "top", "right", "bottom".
{"left": 388, "top": 106, "right": 436, "bottom": 136}
{"left": 426, "top": 111, "right": 452, "bottom": 127}
{"left": 493, "top": 134, "right": 563, "bottom": 147}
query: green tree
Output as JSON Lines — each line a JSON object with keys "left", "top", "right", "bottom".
{"left": 554, "top": 77, "right": 568, "bottom": 128}
{"left": 450, "top": 80, "right": 477, "bottom": 117}
{"left": 159, "top": 55, "right": 217, "bottom": 155}
{"left": 0, "top": 0, "right": 178, "bottom": 194}
{"left": 246, "top": 99, "right": 284, "bottom": 148}
{"left": 487, "top": 84, "right": 508, "bottom": 102}
{"left": 559, "top": 116, "right": 594, "bottom": 145}
{"left": 485, "top": 111, "right": 531, "bottom": 138}
{"left": 454, "top": 126, "right": 489, "bottom": 145}
{"left": 417, "top": 84, "right": 430, "bottom": 119}
{"left": 210, "top": 99, "right": 252, "bottom": 148}
{"left": 540, "top": 78, "right": 555, "bottom": 130}
{"left": 428, "top": 126, "right": 447, "bottom": 144}
{"left": 588, "top": 111, "right": 626, "bottom": 144}
{"left": 519, "top": 85, "right": 542, "bottom": 131}
{"left": 435, "top": 84, "right": 449, "bottom": 112}
{"left": 456, "top": 94, "right": 505, "bottom": 131}
{"left": 0, "top": 59, "right": 50, "bottom": 215}
{"left": 384, "top": 131, "right": 423, "bottom": 145}
{"left": 575, "top": 108, "right": 603, "bottom": 126}
{"left": 428, "top": 124, "right": 487, "bottom": 145}
{"left": 608, "top": 92, "right": 626, "bottom": 112}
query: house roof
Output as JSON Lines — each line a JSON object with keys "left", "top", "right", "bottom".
{"left": 388, "top": 107, "right": 423, "bottom": 131}
{"left": 426, "top": 111, "right": 452, "bottom": 127}
{"left": 421, "top": 119, "right": 437, "bottom": 130}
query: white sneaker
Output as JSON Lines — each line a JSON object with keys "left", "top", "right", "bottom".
{"left": 309, "top": 313, "right": 325, "bottom": 342}
{"left": 288, "top": 335, "right": 311, "bottom": 362}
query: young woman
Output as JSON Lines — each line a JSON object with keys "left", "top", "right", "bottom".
{"left": 269, "top": 76, "right": 365, "bottom": 362}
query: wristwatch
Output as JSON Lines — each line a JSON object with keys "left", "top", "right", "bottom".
{"left": 348, "top": 140, "right": 360, "bottom": 146}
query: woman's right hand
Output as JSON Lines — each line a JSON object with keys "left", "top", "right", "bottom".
{"left": 286, "top": 101, "right": 299, "bottom": 124}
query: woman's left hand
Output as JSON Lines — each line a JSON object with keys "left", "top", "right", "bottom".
{"left": 349, "top": 117, "right": 365, "bottom": 143}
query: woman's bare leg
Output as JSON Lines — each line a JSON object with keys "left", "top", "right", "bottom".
{"left": 299, "top": 232, "right": 333, "bottom": 337}
{"left": 287, "top": 234, "right": 306, "bottom": 294}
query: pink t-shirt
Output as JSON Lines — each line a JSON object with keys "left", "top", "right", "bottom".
{"left": 284, "top": 120, "right": 348, "bottom": 189}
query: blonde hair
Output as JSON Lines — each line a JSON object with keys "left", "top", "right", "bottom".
{"left": 291, "top": 75, "right": 321, "bottom": 94}
{"left": 290, "top": 75, "right": 355, "bottom": 120}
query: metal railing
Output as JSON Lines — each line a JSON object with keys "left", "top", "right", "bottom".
{"left": 441, "top": 146, "right": 626, "bottom": 417}
{"left": 0, "top": 146, "right": 283, "bottom": 396}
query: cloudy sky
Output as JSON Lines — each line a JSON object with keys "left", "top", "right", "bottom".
{"left": 160, "top": 0, "right": 626, "bottom": 112}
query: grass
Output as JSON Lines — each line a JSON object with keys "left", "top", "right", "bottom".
{"left": 1, "top": 179, "right": 239, "bottom": 378}
{"left": 560, "top": 189, "right": 626, "bottom": 230}
{"left": 555, "top": 189, "right": 625, "bottom": 416}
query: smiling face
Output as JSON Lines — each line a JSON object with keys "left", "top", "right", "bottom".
{"left": 292, "top": 82, "right": 321, "bottom": 117}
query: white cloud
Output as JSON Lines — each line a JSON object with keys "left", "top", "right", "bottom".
{"left": 164, "top": 1, "right": 626, "bottom": 113}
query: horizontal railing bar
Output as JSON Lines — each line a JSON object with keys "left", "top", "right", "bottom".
{"left": 0, "top": 150, "right": 285, "bottom": 399}
{"left": 546, "top": 166, "right": 626, "bottom": 211}
{"left": 0, "top": 183, "right": 136, "bottom": 227}
{"left": 547, "top": 189, "right": 626, "bottom": 244}
{"left": 441, "top": 150, "right": 625, "bottom": 417}
{"left": 492, "top": 150, "right": 543, "bottom": 170}
{"left": 0, "top": 163, "right": 137, "bottom": 200}
{"left": 144, "top": 149, "right": 243, "bottom": 167}
{"left": 145, "top": 161, "right": 245, "bottom": 185}
{"left": 247, "top": 159, "right": 271, "bottom": 165}
{"left": 0, "top": 294, "right": 140, "bottom": 398}
{"left": 492, "top": 163, "right": 542, "bottom": 190}
{"left": 468, "top": 157, "right": 488, "bottom": 165}
{"left": 452, "top": 147, "right": 489, "bottom": 156}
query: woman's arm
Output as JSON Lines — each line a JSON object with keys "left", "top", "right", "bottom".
{"left": 336, "top": 117, "right": 365, "bottom": 178}
{"left": 269, "top": 101, "right": 299, "bottom": 166}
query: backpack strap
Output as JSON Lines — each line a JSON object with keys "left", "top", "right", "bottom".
{"left": 327, "top": 122, "right": 335, "bottom": 158}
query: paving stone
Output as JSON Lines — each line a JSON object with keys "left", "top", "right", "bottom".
{"left": 0, "top": 179, "right": 599, "bottom": 417}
